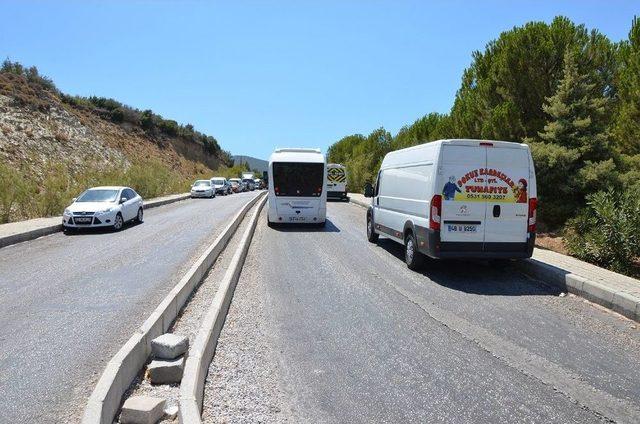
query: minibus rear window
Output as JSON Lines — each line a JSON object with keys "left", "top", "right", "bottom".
{"left": 273, "top": 162, "right": 324, "bottom": 197}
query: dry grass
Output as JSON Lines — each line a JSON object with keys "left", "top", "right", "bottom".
{"left": 535, "top": 233, "right": 568, "bottom": 255}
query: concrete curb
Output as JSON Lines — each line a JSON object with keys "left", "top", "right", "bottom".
{"left": 179, "top": 195, "right": 268, "bottom": 423}
{"left": 348, "top": 195, "right": 369, "bottom": 209}
{"left": 81, "top": 192, "right": 265, "bottom": 424}
{"left": 512, "top": 259, "right": 640, "bottom": 322}
{"left": 347, "top": 193, "right": 639, "bottom": 322}
{"left": 0, "top": 193, "right": 191, "bottom": 249}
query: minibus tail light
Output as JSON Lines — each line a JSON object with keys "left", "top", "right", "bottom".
{"left": 430, "top": 195, "right": 442, "bottom": 231}
{"left": 528, "top": 197, "right": 537, "bottom": 233}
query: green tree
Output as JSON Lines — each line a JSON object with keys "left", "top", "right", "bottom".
{"left": 614, "top": 16, "right": 640, "bottom": 155}
{"left": 530, "top": 49, "right": 616, "bottom": 228}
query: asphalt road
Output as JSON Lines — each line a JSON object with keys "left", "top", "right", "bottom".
{"left": 211, "top": 200, "right": 640, "bottom": 423}
{"left": 0, "top": 191, "right": 259, "bottom": 423}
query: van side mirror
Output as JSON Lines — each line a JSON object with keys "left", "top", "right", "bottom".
{"left": 364, "top": 183, "right": 374, "bottom": 198}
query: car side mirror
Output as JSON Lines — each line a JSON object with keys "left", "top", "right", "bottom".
{"left": 71, "top": 198, "right": 77, "bottom": 202}
{"left": 120, "top": 197, "right": 127, "bottom": 204}
{"left": 364, "top": 183, "right": 374, "bottom": 198}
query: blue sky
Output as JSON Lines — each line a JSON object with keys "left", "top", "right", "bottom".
{"left": 1, "top": 1, "right": 637, "bottom": 160}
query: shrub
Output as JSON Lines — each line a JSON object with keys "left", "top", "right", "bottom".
{"left": 565, "top": 190, "right": 640, "bottom": 275}
{"left": 0, "top": 163, "right": 28, "bottom": 223}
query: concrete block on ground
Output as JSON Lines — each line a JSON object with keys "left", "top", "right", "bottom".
{"left": 164, "top": 405, "right": 179, "bottom": 420}
{"left": 147, "top": 357, "right": 185, "bottom": 384}
{"left": 151, "top": 333, "right": 188, "bottom": 359}
{"left": 120, "top": 396, "right": 165, "bottom": 424}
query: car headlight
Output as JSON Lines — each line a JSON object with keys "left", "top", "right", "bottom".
{"left": 63, "top": 208, "right": 71, "bottom": 215}
{"left": 97, "top": 207, "right": 116, "bottom": 214}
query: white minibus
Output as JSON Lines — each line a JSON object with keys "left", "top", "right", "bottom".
{"left": 267, "top": 148, "right": 327, "bottom": 226}
{"left": 364, "top": 139, "right": 537, "bottom": 269}
{"left": 326, "top": 163, "right": 348, "bottom": 200}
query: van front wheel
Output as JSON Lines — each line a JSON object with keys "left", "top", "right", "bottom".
{"left": 367, "top": 214, "right": 379, "bottom": 243}
{"left": 405, "top": 232, "right": 424, "bottom": 270}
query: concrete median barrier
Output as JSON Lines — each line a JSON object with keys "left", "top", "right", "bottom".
{"left": 81, "top": 192, "right": 265, "bottom": 424}
{"left": 179, "top": 195, "right": 267, "bottom": 423}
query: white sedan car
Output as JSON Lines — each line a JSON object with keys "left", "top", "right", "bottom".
{"left": 62, "top": 186, "right": 143, "bottom": 232}
{"left": 190, "top": 180, "right": 216, "bottom": 198}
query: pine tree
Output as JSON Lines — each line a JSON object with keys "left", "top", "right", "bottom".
{"left": 614, "top": 16, "right": 640, "bottom": 155}
{"left": 531, "top": 49, "right": 617, "bottom": 228}
{"left": 538, "top": 49, "right": 611, "bottom": 161}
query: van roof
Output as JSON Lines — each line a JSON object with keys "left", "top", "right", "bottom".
{"left": 398, "top": 139, "right": 528, "bottom": 151}
{"left": 381, "top": 139, "right": 530, "bottom": 169}
{"left": 270, "top": 148, "right": 325, "bottom": 164}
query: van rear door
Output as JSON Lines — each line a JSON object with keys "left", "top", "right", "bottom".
{"left": 483, "top": 146, "right": 530, "bottom": 243}
{"left": 439, "top": 144, "right": 487, "bottom": 244}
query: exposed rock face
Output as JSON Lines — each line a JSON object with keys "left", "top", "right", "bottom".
{"left": 0, "top": 94, "right": 129, "bottom": 177}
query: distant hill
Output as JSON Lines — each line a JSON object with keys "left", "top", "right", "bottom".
{"left": 232, "top": 155, "right": 268, "bottom": 173}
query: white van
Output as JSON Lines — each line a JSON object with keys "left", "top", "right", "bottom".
{"left": 364, "top": 139, "right": 537, "bottom": 269}
{"left": 268, "top": 148, "right": 327, "bottom": 226}
{"left": 326, "top": 163, "right": 348, "bottom": 200}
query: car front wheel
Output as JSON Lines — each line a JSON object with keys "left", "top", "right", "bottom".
{"left": 135, "top": 208, "right": 144, "bottom": 223}
{"left": 113, "top": 213, "right": 124, "bottom": 231}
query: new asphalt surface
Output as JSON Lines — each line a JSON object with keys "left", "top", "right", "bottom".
{"left": 0, "top": 191, "right": 259, "bottom": 423}
{"left": 205, "top": 200, "right": 640, "bottom": 423}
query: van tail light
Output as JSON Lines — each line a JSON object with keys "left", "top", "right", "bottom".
{"left": 430, "top": 195, "right": 442, "bottom": 231}
{"left": 528, "top": 197, "right": 537, "bottom": 233}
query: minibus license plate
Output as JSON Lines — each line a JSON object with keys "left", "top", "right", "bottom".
{"left": 288, "top": 216, "right": 306, "bottom": 222}
{"left": 447, "top": 224, "right": 477, "bottom": 233}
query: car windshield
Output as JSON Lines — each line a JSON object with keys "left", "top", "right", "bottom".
{"left": 76, "top": 189, "right": 120, "bottom": 203}
{"left": 212, "top": 179, "right": 225, "bottom": 184}
{"left": 273, "top": 162, "right": 324, "bottom": 197}
{"left": 193, "top": 180, "right": 211, "bottom": 187}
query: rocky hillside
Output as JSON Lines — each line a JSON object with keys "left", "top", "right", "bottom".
{"left": 0, "top": 61, "right": 231, "bottom": 222}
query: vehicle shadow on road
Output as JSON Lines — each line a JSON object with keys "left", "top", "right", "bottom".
{"left": 63, "top": 221, "right": 143, "bottom": 236}
{"left": 375, "top": 238, "right": 561, "bottom": 297}
{"left": 268, "top": 219, "right": 341, "bottom": 233}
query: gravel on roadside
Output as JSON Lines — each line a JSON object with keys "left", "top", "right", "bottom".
{"left": 201, "top": 210, "right": 296, "bottom": 423}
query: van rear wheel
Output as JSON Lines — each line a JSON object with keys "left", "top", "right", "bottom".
{"left": 367, "top": 214, "right": 379, "bottom": 243}
{"left": 405, "top": 232, "right": 424, "bottom": 270}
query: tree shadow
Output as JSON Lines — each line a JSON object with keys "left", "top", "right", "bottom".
{"left": 375, "top": 238, "right": 561, "bottom": 296}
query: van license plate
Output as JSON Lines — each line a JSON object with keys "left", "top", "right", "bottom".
{"left": 288, "top": 216, "right": 306, "bottom": 222}
{"left": 447, "top": 224, "right": 477, "bottom": 233}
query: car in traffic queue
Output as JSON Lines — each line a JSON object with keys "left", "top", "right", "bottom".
{"left": 229, "top": 178, "right": 245, "bottom": 192}
{"left": 211, "top": 177, "right": 232, "bottom": 195}
{"left": 364, "top": 139, "right": 537, "bottom": 270}
{"left": 242, "top": 178, "right": 256, "bottom": 191}
{"left": 190, "top": 180, "right": 216, "bottom": 198}
{"left": 62, "top": 186, "right": 143, "bottom": 232}
{"left": 229, "top": 179, "right": 242, "bottom": 193}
